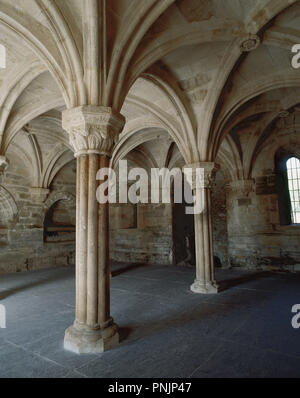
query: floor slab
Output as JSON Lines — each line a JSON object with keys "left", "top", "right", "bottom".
{"left": 0, "top": 264, "right": 299, "bottom": 378}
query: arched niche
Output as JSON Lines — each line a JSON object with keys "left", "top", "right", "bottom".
{"left": 0, "top": 186, "right": 18, "bottom": 247}
{"left": 0, "top": 186, "right": 18, "bottom": 227}
{"left": 43, "top": 192, "right": 76, "bottom": 243}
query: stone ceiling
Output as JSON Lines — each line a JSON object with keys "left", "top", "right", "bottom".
{"left": 0, "top": 0, "right": 299, "bottom": 186}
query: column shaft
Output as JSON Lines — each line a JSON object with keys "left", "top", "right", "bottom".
{"left": 87, "top": 153, "right": 100, "bottom": 328}
{"left": 192, "top": 186, "right": 218, "bottom": 294}
{"left": 98, "top": 155, "right": 110, "bottom": 325}
{"left": 76, "top": 155, "right": 88, "bottom": 324}
{"left": 65, "top": 153, "right": 118, "bottom": 353}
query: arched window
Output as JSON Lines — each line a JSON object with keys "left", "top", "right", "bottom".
{"left": 286, "top": 157, "right": 300, "bottom": 224}
{"left": 275, "top": 150, "right": 300, "bottom": 225}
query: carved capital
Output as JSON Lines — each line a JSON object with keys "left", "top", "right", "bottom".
{"left": 62, "top": 106, "right": 125, "bottom": 157}
{"left": 0, "top": 156, "right": 9, "bottom": 175}
{"left": 183, "top": 162, "right": 219, "bottom": 189}
{"left": 227, "top": 179, "right": 254, "bottom": 197}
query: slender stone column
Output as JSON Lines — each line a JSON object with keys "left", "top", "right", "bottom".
{"left": 62, "top": 106, "right": 125, "bottom": 353}
{"left": 184, "top": 162, "right": 219, "bottom": 294}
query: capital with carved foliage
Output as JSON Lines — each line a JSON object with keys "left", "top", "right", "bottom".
{"left": 183, "top": 162, "right": 219, "bottom": 190}
{"left": 62, "top": 106, "right": 125, "bottom": 157}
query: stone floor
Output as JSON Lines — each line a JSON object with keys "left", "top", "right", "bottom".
{"left": 0, "top": 263, "right": 300, "bottom": 378}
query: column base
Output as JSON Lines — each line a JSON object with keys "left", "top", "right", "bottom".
{"left": 191, "top": 280, "right": 219, "bottom": 294}
{"left": 64, "top": 322, "right": 119, "bottom": 354}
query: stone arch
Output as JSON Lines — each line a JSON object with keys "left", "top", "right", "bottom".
{"left": 44, "top": 191, "right": 76, "bottom": 211}
{"left": 0, "top": 185, "right": 18, "bottom": 227}
{"left": 252, "top": 134, "right": 300, "bottom": 177}
{"left": 43, "top": 191, "right": 76, "bottom": 244}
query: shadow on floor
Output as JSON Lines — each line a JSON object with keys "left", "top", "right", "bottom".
{"left": 119, "top": 326, "right": 133, "bottom": 342}
{"left": 111, "top": 262, "right": 150, "bottom": 277}
{"left": 113, "top": 271, "right": 280, "bottom": 346}
{"left": 117, "top": 287, "right": 268, "bottom": 346}
{"left": 0, "top": 267, "right": 74, "bottom": 300}
{"left": 217, "top": 270, "right": 272, "bottom": 292}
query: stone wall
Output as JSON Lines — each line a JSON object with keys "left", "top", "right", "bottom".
{"left": 3, "top": 148, "right": 299, "bottom": 274}
{"left": 0, "top": 160, "right": 76, "bottom": 274}
{"left": 211, "top": 170, "right": 229, "bottom": 268}
{"left": 226, "top": 174, "right": 300, "bottom": 271}
{"left": 0, "top": 154, "right": 175, "bottom": 273}
{"left": 110, "top": 203, "right": 173, "bottom": 265}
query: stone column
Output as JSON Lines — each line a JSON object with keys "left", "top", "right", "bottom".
{"left": 62, "top": 105, "right": 125, "bottom": 354}
{"left": 184, "top": 162, "right": 219, "bottom": 294}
